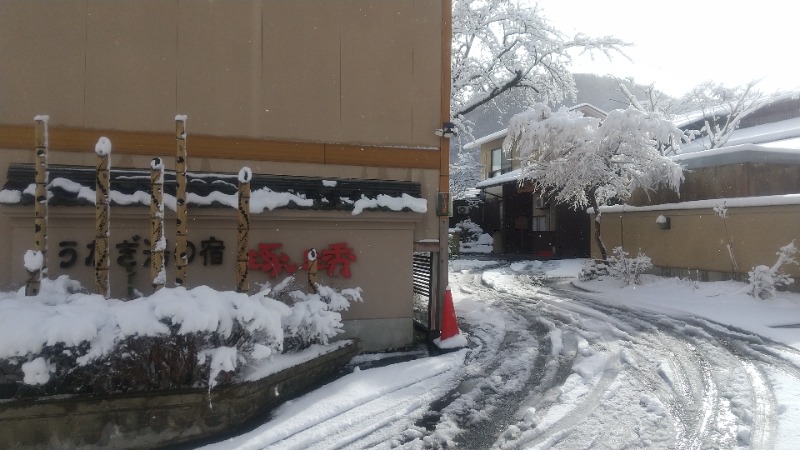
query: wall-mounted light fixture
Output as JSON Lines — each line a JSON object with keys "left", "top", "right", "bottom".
{"left": 434, "top": 122, "right": 457, "bottom": 138}
{"left": 656, "top": 215, "right": 671, "bottom": 230}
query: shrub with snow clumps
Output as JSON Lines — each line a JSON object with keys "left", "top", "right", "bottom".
{"left": 748, "top": 241, "right": 797, "bottom": 299}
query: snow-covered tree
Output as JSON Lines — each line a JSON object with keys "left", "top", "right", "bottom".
{"left": 449, "top": 137, "right": 482, "bottom": 200}
{"left": 504, "top": 103, "right": 685, "bottom": 260}
{"left": 451, "top": 0, "right": 627, "bottom": 120}
{"left": 679, "top": 80, "right": 767, "bottom": 149}
{"left": 449, "top": 0, "right": 627, "bottom": 198}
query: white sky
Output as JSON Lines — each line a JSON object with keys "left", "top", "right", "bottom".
{"left": 533, "top": 0, "right": 800, "bottom": 97}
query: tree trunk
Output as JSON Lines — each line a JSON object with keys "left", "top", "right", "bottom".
{"left": 587, "top": 189, "right": 608, "bottom": 261}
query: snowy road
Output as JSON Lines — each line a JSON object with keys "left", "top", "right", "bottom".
{"left": 208, "top": 260, "right": 800, "bottom": 450}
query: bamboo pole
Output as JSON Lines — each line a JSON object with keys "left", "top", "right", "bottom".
{"left": 95, "top": 137, "right": 112, "bottom": 298}
{"left": 307, "top": 248, "right": 319, "bottom": 294}
{"left": 236, "top": 167, "right": 251, "bottom": 293}
{"left": 150, "top": 157, "right": 166, "bottom": 291}
{"left": 26, "top": 116, "right": 49, "bottom": 296}
{"left": 175, "top": 115, "right": 188, "bottom": 287}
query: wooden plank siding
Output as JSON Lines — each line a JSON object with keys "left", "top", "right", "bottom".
{"left": 0, "top": 125, "right": 440, "bottom": 169}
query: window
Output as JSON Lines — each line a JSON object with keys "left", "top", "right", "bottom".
{"left": 531, "top": 215, "right": 549, "bottom": 232}
{"left": 489, "top": 148, "right": 511, "bottom": 178}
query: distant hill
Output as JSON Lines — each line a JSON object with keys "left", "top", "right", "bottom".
{"left": 461, "top": 73, "right": 655, "bottom": 140}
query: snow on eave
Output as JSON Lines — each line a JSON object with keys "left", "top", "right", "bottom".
{"left": 568, "top": 103, "right": 608, "bottom": 118}
{"left": 597, "top": 193, "right": 800, "bottom": 214}
{"left": 475, "top": 168, "right": 523, "bottom": 189}
{"left": 464, "top": 128, "right": 509, "bottom": 150}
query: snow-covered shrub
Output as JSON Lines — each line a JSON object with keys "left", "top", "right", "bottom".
{"left": 0, "top": 274, "right": 365, "bottom": 398}
{"left": 578, "top": 259, "right": 609, "bottom": 281}
{"left": 282, "top": 284, "right": 363, "bottom": 352}
{"left": 606, "top": 247, "right": 652, "bottom": 285}
{"left": 454, "top": 218, "right": 483, "bottom": 243}
{"left": 0, "top": 277, "right": 290, "bottom": 397}
{"left": 748, "top": 241, "right": 798, "bottom": 299}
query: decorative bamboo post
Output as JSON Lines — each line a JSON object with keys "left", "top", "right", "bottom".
{"left": 95, "top": 137, "right": 112, "bottom": 298}
{"left": 307, "top": 248, "right": 319, "bottom": 294}
{"left": 26, "top": 115, "right": 49, "bottom": 296}
{"left": 175, "top": 115, "right": 188, "bottom": 287}
{"left": 150, "top": 157, "right": 166, "bottom": 291}
{"left": 236, "top": 167, "right": 251, "bottom": 293}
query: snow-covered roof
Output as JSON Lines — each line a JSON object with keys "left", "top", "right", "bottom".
{"left": 673, "top": 142, "right": 800, "bottom": 170}
{"left": 679, "top": 117, "right": 800, "bottom": 154}
{"left": 673, "top": 90, "right": 800, "bottom": 129}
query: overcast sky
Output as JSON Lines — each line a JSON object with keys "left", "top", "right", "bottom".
{"left": 534, "top": 0, "right": 800, "bottom": 97}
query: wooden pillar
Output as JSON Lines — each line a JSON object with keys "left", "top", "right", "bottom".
{"left": 95, "top": 137, "right": 112, "bottom": 298}
{"left": 433, "top": 0, "right": 453, "bottom": 334}
{"left": 236, "top": 167, "right": 251, "bottom": 293}
{"left": 150, "top": 157, "right": 166, "bottom": 291}
{"left": 26, "top": 115, "right": 49, "bottom": 296}
{"left": 175, "top": 115, "right": 188, "bottom": 287}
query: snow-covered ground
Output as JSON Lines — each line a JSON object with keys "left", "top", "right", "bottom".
{"left": 205, "top": 258, "right": 800, "bottom": 449}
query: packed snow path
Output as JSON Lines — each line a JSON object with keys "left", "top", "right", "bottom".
{"left": 207, "top": 260, "right": 800, "bottom": 449}
{"left": 432, "top": 262, "right": 799, "bottom": 449}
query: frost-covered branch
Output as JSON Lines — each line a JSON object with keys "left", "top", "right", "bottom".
{"left": 679, "top": 80, "right": 768, "bottom": 149}
{"left": 451, "top": 0, "right": 628, "bottom": 119}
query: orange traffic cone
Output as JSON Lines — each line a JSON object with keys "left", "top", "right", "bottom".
{"left": 439, "top": 288, "right": 460, "bottom": 340}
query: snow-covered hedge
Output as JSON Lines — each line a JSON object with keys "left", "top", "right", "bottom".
{"left": 0, "top": 275, "right": 361, "bottom": 398}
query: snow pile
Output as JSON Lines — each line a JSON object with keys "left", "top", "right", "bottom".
{"left": 249, "top": 187, "right": 314, "bottom": 212}
{"left": 351, "top": 193, "right": 427, "bottom": 215}
{"left": 0, "top": 275, "right": 363, "bottom": 396}
{"left": 23, "top": 250, "right": 44, "bottom": 273}
{"left": 94, "top": 137, "right": 112, "bottom": 156}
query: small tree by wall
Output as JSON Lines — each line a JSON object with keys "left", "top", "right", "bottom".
{"left": 504, "top": 104, "right": 685, "bottom": 260}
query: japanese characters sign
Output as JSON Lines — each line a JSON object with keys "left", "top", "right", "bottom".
{"left": 54, "top": 236, "right": 357, "bottom": 278}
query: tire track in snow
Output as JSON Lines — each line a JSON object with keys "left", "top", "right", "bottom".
{"left": 552, "top": 284, "right": 796, "bottom": 449}
{"left": 465, "top": 268, "right": 778, "bottom": 448}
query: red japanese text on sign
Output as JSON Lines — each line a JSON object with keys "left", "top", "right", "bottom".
{"left": 248, "top": 243, "right": 298, "bottom": 277}
{"left": 303, "top": 242, "right": 357, "bottom": 278}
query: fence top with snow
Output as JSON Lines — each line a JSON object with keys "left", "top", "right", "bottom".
{"left": 0, "top": 164, "right": 427, "bottom": 216}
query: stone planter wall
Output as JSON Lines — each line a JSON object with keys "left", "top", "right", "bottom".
{"left": 0, "top": 341, "right": 358, "bottom": 449}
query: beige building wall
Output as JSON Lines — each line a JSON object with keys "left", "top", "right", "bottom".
{"left": 0, "top": 0, "right": 450, "bottom": 351}
{"left": 591, "top": 205, "right": 800, "bottom": 280}
{"left": 0, "top": 0, "right": 443, "bottom": 149}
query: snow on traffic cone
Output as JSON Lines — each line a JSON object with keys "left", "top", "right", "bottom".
{"left": 439, "top": 288, "right": 460, "bottom": 341}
